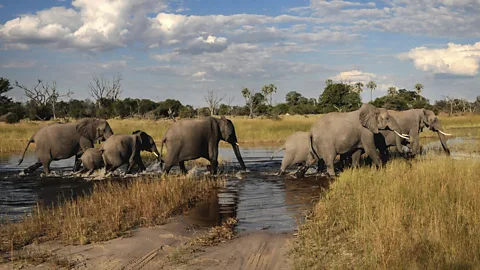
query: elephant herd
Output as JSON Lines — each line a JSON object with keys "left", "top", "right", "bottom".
{"left": 18, "top": 116, "right": 247, "bottom": 176}
{"left": 272, "top": 104, "right": 451, "bottom": 177}
{"left": 17, "top": 104, "right": 450, "bottom": 178}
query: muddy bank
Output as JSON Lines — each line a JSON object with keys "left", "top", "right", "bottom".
{"left": 2, "top": 218, "right": 293, "bottom": 270}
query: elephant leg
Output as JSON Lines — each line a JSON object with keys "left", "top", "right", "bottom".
{"left": 324, "top": 152, "right": 336, "bottom": 178}
{"left": 362, "top": 136, "right": 382, "bottom": 169}
{"left": 42, "top": 159, "right": 52, "bottom": 175}
{"left": 73, "top": 154, "right": 82, "bottom": 172}
{"left": 135, "top": 155, "right": 146, "bottom": 172}
{"left": 179, "top": 161, "right": 187, "bottom": 175}
{"left": 24, "top": 162, "right": 42, "bottom": 174}
{"left": 409, "top": 131, "right": 420, "bottom": 157}
{"left": 351, "top": 150, "right": 362, "bottom": 168}
{"left": 316, "top": 159, "right": 325, "bottom": 173}
{"left": 209, "top": 159, "right": 219, "bottom": 175}
{"left": 279, "top": 156, "right": 293, "bottom": 176}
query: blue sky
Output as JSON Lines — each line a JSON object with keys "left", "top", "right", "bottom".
{"left": 1, "top": 0, "right": 479, "bottom": 106}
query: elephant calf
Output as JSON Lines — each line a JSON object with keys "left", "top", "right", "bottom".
{"left": 79, "top": 148, "right": 104, "bottom": 175}
{"left": 101, "top": 130, "right": 160, "bottom": 174}
{"left": 271, "top": 131, "right": 321, "bottom": 177}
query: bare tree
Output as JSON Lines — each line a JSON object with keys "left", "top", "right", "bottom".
{"left": 226, "top": 96, "right": 235, "bottom": 116}
{"left": 15, "top": 80, "right": 72, "bottom": 120}
{"left": 88, "top": 73, "right": 123, "bottom": 108}
{"left": 204, "top": 90, "right": 225, "bottom": 116}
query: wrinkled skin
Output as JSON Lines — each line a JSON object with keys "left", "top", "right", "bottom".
{"left": 101, "top": 130, "right": 160, "bottom": 174}
{"left": 18, "top": 118, "right": 113, "bottom": 174}
{"left": 79, "top": 148, "right": 104, "bottom": 175}
{"left": 160, "top": 116, "right": 247, "bottom": 175}
{"left": 308, "top": 104, "right": 407, "bottom": 177}
{"left": 271, "top": 131, "right": 322, "bottom": 177}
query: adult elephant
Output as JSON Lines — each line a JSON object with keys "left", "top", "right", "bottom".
{"left": 160, "top": 116, "right": 247, "bottom": 175}
{"left": 18, "top": 118, "right": 114, "bottom": 174}
{"left": 308, "top": 104, "right": 409, "bottom": 177}
{"left": 377, "top": 109, "right": 451, "bottom": 158}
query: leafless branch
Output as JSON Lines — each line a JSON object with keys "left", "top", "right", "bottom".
{"left": 204, "top": 90, "right": 226, "bottom": 116}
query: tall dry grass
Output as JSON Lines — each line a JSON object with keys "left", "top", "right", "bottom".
{"left": 0, "top": 175, "right": 224, "bottom": 253}
{"left": 294, "top": 156, "right": 480, "bottom": 269}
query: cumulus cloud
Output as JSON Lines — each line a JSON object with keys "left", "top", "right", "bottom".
{"left": 404, "top": 42, "right": 480, "bottom": 76}
{"left": 180, "top": 35, "right": 229, "bottom": 55}
{"left": 330, "top": 70, "right": 376, "bottom": 84}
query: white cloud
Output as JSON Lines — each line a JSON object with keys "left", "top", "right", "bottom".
{"left": 151, "top": 52, "right": 179, "bottom": 62}
{"left": 98, "top": 60, "right": 127, "bottom": 69}
{"left": 0, "top": 4, "right": 3, "bottom": 8}
{"left": 330, "top": 70, "right": 377, "bottom": 84}
{"left": 1, "top": 60, "right": 36, "bottom": 68}
{"left": 404, "top": 42, "right": 480, "bottom": 76}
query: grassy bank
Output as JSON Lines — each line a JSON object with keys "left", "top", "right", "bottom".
{"left": 0, "top": 175, "right": 224, "bottom": 255}
{"left": 294, "top": 156, "right": 480, "bottom": 269}
{"left": 0, "top": 114, "right": 478, "bottom": 153}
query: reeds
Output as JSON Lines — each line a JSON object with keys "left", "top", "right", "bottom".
{"left": 294, "top": 156, "right": 480, "bottom": 269}
{"left": 0, "top": 175, "right": 224, "bottom": 253}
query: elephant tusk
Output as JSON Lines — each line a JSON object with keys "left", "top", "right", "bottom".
{"left": 236, "top": 142, "right": 240, "bottom": 146}
{"left": 153, "top": 152, "right": 159, "bottom": 158}
{"left": 438, "top": 130, "right": 452, "bottom": 136}
{"left": 394, "top": 130, "right": 410, "bottom": 140}
{"left": 402, "top": 133, "right": 409, "bottom": 137}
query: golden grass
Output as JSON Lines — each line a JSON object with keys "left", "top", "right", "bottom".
{"left": 294, "top": 156, "right": 480, "bottom": 269}
{"left": 0, "top": 175, "right": 224, "bottom": 254}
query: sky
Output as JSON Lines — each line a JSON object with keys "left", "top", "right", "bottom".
{"left": 0, "top": 0, "right": 479, "bottom": 106}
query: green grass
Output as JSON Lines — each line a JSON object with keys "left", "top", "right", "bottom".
{"left": 1, "top": 175, "right": 224, "bottom": 254}
{"left": 293, "top": 156, "right": 480, "bottom": 269}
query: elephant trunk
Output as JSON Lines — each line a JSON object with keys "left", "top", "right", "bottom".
{"left": 432, "top": 122, "right": 450, "bottom": 156}
{"left": 388, "top": 118, "right": 409, "bottom": 154}
{"left": 232, "top": 143, "right": 247, "bottom": 171}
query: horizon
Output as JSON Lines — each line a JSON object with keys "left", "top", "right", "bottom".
{"left": 1, "top": 0, "right": 479, "bottom": 106}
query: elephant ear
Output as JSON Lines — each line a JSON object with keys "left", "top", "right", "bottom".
{"left": 359, "top": 104, "right": 379, "bottom": 133}
{"left": 76, "top": 118, "right": 98, "bottom": 140}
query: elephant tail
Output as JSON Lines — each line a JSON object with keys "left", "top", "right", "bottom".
{"left": 159, "top": 136, "right": 166, "bottom": 169}
{"left": 18, "top": 137, "right": 34, "bottom": 165}
{"left": 270, "top": 147, "right": 285, "bottom": 160}
{"left": 309, "top": 133, "right": 321, "bottom": 162}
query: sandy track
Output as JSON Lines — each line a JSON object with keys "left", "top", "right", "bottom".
{"left": 1, "top": 219, "right": 294, "bottom": 270}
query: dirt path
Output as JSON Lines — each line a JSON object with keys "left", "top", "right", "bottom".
{"left": 1, "top": 219, "right": 294, "bottom": 270}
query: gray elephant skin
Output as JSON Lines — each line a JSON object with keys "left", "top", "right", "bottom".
{"left": 79, "top": 148, "right": 104, "bottom": 175}
{"left": 101, "top": 130, "right": 160, "bottom": 174}
{"left": 18, "top": 118, "right": 114, "bottom": 174}
{"left": 271, "top": 131, "right": 321, "bottom": 177}
{"left": 378, "top": 109, "right": 451, "bottom": 157}
{"left": 160, "top": 116, "right": 247, "bottom": 174}
{"left": 309, "top": 103, "right": 409, "bottom": 177}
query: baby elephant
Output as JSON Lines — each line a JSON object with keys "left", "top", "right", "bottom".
{"left": 101, "top": 130, "right": 161, "bottom": 174}
{"left": 271, "top": 131, "right": 322, "bottom": 177}
{"left": 79, "top": 148, "right": 104, "bottom": 175}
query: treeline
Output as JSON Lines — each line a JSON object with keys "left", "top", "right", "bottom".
{"left": 1, "top": 76, "right": 479, "bottom": 123}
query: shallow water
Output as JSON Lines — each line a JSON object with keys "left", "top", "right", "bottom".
{"left": 0, "top": 146, "right": 325, "bottom": 233}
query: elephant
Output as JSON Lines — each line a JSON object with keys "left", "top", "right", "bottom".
{"left": 18, "top": 118, "right": 114, "bottom": 174}
{"left": 307, "top": 103, "right": 410, "bottom": 177}
{"left": 0, "top": 112, "right": 18, "bottom": 123}
{"left": 100, "top": 130, "right": 160, "bottom": 174}
{"left": 79, "top": 148, "right": 104, "bottom": 175}
{"left": 270, "top": 131, "right": 322, "bottom": 177}
{"left": 160, "top": 116, "right": 247, "bottom": 175}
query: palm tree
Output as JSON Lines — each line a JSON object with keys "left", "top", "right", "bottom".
{"left": 414, "top": 83, "right": 423, "bottom": 95}
{"left": 387, "top": 86, "right": 397, "bottom": 96}
{"left": 366, "top": 81, "right": 377, "bottom": 102}
{"left": 354, "top": 82, "right": 364, "bottom": 93}
{"left": 261, "top": 84, "right": 277, "bottom": 106}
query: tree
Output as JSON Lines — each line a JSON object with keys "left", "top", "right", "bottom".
{"left": 88, "top": 73, "right": 122, "bottom": 109}
{"left": 285, "top": 91, "right": 302, "bottom": 106}
{"left": 414, "top": 83, "right": 424, "bottom": 96}
{"left": 325, "top": 79, "right": 333, "bottom": 86}
{"left": 387, "top": 86, "right": 397, "bottom": 96}
{"left": 204, "top": 90, "right": 225, "bottom": 116}
{"left": 354, "top": 82, "right": 364, "bottom": 94}
{"left": 366, "top": 81, "right": 377, "bottom": 102}
{"left": 242, "top": 87, "right": 264, "bottom": 118}
{"left": 319, "top": 83, "right": 362, "bottom": 113}
{"left": 261, "top": 84, "right": 277, "bottom": 105}
{"left": 0, "top": 77, "right": 13, "bottom": 106}
{"left": 15, "top": 79, "right": 72, "bottom": 120}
